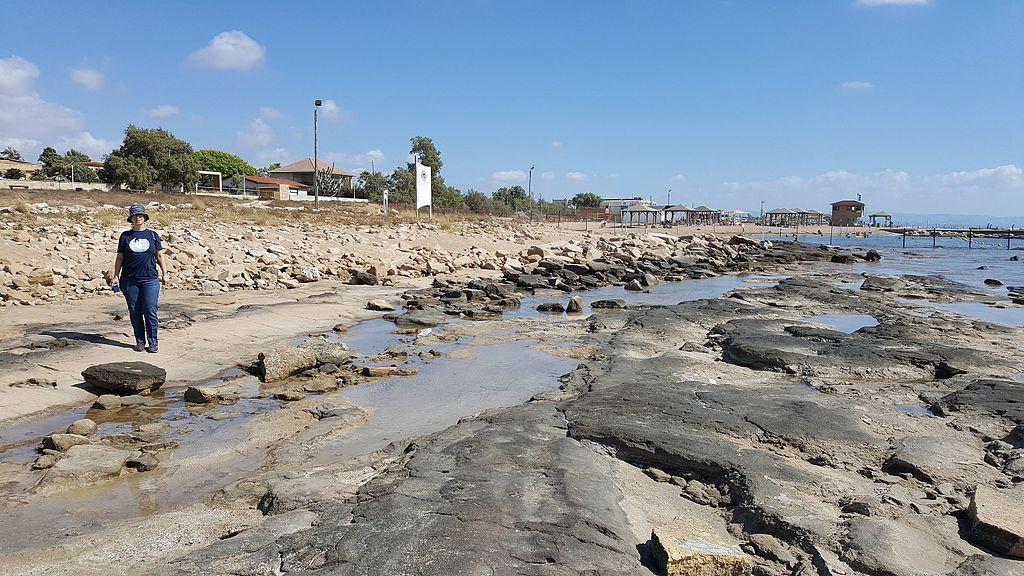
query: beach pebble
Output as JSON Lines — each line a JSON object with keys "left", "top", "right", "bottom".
{"left": 66, "top": 418, "right": 97, "bottom": 436}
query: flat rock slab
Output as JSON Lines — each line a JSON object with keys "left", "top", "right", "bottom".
{"left": 884, "top": 436, "right": 997, "bottom": 487}
{"left": 81, "top": 362, "right": 166, "bottom": 395}
{"left": 934, "top": 379, "right": 1024, "bottom": 426}
{"left": 46, "top": 444, "right": 133, "bottom": 484}
{"left": 968, "top": 485, "right": 1024, "bottom": 558}
{"left": 841, "top": 517, "right": 956, "bottom": 576}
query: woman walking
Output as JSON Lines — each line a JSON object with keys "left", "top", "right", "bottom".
{"left": 112, "top": 204, "right": 167, "bottom": 353}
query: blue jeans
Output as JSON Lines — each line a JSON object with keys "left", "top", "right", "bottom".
{"left": 121, "top": 278, "right": 160, "bottom": 347}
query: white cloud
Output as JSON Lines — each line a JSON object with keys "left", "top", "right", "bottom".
{"left": 188, "top": 31, "right": 265, "bottom": 71}
{"left": 670, "top": 174, "right": 688, "bottom": 184}
{"left": 324, "top": 149, "right": 387, "bottom": 171}
{"left": 56, "top": 131, "right": 113, "bottom": 158}
{"left": 541, "top": 171, "right": 556, "bottom": 181}
{"left": 145, "top": 104, "right": 180, "bottom": 119}
{"left": 236, "top": 118, "right": 273, "bottom": 148}
{"left": 549, "top": 140, "right": 562, "bottom": 149}
{"left": 260, "top": 107, "right": 282, "bottom": 119}
{"left": 715, "top": 165, "right": 1024, "bottom": 215}
{"left": 0, "top": 56, "right": 86, "bottom": 146}
{"left": 855, "top": 0, "right": 929, "bottom": 6}
{"left": 491, "top": 169, "right": 527, "bottom": 182}
{"left": 255, "top": 148, "right": 291, "bottom": 165}
{"left": 319, "top": 99, "right": 353, "bottom": 123}
{"left": 566, "top": 171, "right": 587, "bottom": 181}
{"left": 840, "top": 81, "right": 875, "bottom": 91}
{"left": 70, "top": 67, "right": 103, "bottom": 91}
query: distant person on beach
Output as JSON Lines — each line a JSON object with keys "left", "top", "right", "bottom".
{"left": 111, "top": 204, "right": 167, "bottom": 353}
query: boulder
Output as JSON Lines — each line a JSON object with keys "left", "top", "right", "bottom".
{"left": 566, "top": 295, "right": 584, "bottom": 313}
{"left": 651, "top": 524, "right": 751, "bottom": 576}
{"left": 366, "top": 299, "right": 396, "bottom": 311}
{"left": 536, "top": 302, "right": 565, "bottom": 313}
{"left": 258, "top": 347, "right": 318, "bottom": 383}
{"left": 298, "top": 336, "right": 351, "bottom": 365}
{"left": 361, "top": 366, "right": 417, "bottom": 377}
{"left": 183, "top": 386, "right": 219, "bottom": 404}
{"left": 624, "top": 279, "right": 644, "bottom": 291}
{"left": 591, "top": 299, "right": 626, "bottom": 309}
{"left": 349, "top": 270, "right": 378, "bottom": 285}
{"left": 967, "top": 485, "right": 1024, "bottom": 558}
{"left": 66, "top": 418, "right": 97, "bottom": 436}
{"left": 831, "top": 254, "right": 856, "bottom": 264}
{"left": 841, "top": 517, "right": 956, "bottom": 576}
{"left": 983, "top": 279, "right": 1003, "bottom": 286}
{"left": 81, "top": 362, "right": 166, "bottom": 395}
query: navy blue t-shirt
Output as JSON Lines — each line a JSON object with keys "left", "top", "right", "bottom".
{"left": 117, "top": 229, "right": 162, "bottom": 281}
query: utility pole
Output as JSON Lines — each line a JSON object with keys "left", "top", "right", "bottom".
{"left": 528, "top": 165, "right": 535, "bottom": 202}
{"left": 313, "top": 99, "right": 322, "bottom": 209}
{"left": 70, "top": 162, "right": 75, "bottom": 189}
{"left": 760, "top": 200, "right": 765, "bottom": 225}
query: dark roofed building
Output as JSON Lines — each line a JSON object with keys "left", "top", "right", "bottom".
{"left": 831, "top": 200, "right": 865, "bottom": 226}
{"left": 270, "top": 158, "right": 354, "bottom": 189}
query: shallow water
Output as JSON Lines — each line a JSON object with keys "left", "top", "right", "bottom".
{"left": 895, "top": 297, "right": 1024, "bottom": 328}
{"left": 804, "top": 314, "right": 879, "bottom": 333}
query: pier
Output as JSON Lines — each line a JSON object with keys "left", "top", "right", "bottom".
{"left": 882, "top": 227, "right": 1024, "bottom": 249}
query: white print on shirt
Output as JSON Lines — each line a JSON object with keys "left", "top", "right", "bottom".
{"left": 128, "top": 237, "right": 151, "bottom": 253}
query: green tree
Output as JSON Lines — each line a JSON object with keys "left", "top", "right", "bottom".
{"left": 100, "top": 154, "right": 156, "bottom": 190}
{"left": 100, "top": 125, "right": 199, "bottom": 190}
{"left": 358, "top": 170, "right": 388, "bottom": 202}
{"left": 0, "top": 146, "right": 23, "bottom": 161}
{"left": 259, "top": 162, "right": 282, "bottom": 176}
{"left": 431, "top": 177, "right": 464, "bottom": 208}
{"left": 572, "top": 192, "right": 602, "bottom": 208}
{"left": 386, "top": 167, "right": 415, "bottom": 204}
{"left": 194, "top": 149, "right": 257, "bottom": 178}
{"left": 37, "top": 147, "right": 62, "bottom": 175}
{"left": 312, "top": 166, "right": 344, "bottom": 196}
{"left": 408, "top": 136, "right": 443, "bottom": 175}
{"left": 4, "top": 168, "right": 25, "bottom": 179}
{"left": 463, "top": 190, "right": 491, "bottom": 212}
{"left": 493, "top": 185, "right": 530, "bottom": 211}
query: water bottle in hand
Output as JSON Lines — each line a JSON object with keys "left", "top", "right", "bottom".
{"left": 112, "top": 282, "right": 120, "bottom": 294}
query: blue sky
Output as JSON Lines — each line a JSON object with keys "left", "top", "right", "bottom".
{"left": 1, "top": 0, "right": 1021, "bottom": 215}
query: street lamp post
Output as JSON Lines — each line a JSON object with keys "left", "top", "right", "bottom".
{"left": 760, "top": 200, "right": 765, "bottom": 225}
{"left": 528, "top": 165, "right": 535, "bottom": 202}
{"left": 313, "top": 99, "right": 322, "bottom": 209}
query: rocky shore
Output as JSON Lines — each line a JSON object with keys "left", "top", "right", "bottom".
{"left": 1, "top": 209, "right": 1022, "bottom": 576}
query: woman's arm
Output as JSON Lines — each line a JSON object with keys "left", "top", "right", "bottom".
{"left": 156, "top": 250, "right": 168, "bottom": 283}
{"left": 112, "top": 253, "right": 123, "bottom": 285}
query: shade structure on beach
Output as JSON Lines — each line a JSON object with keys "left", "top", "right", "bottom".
{"left": 867, "top": 211, "right": 893, "bottom": 227}
{"left": 622, "top": 203, "right": 661, "bottom": 226}
{"left": 688, "top": 205, "right": 721, "bottom": 225}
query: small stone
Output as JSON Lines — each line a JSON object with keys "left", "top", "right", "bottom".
{"left": 66, "top": 418, "right": 97, "bottom": 436}
{"left": 126, "top": 453, "right": 159, "bottom": 472}
{"left": 92, "top": 394, "right": 123, "bottom": 410}
{"left": 748, "top": 533, "right": 797, "bottom": 567}
{"left": 273, "top": 390, "right": 306, "bottom": 402}
{"left": 258, "top": 346, "right": 318, "bottom": 383}
{"left": 32, "top": 454, "right": 58, "bottom": 469}
{"left": 624, "top": 279, "right": 644, "bottom": 291}
{"left": 42, "top": 433, "right": 91, "bottom": 452}
{"left": 983, "top": 278, "right": 1003, "bottom": 286}
{"left": 319, "top": 363, "right": 339, "bottom": 374}
{"left": 644, "top": 467, "right": 672, "bottom": 482}
{"left": 591, "top": 299, "right": 626, "bottom": 309}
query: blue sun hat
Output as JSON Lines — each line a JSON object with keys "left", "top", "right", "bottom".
{"left": 126, "top": 203, "right": 149, "bottom": 222}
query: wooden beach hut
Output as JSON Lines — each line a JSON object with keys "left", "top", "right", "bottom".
{"left": 664, "top": 204, "right": 693, "bottom": 224}
{"left": 766, "top": 208, "right": 800, "bottom": 226}
{"left": 689, "top": 205, "right": 721, "bottom": 225}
